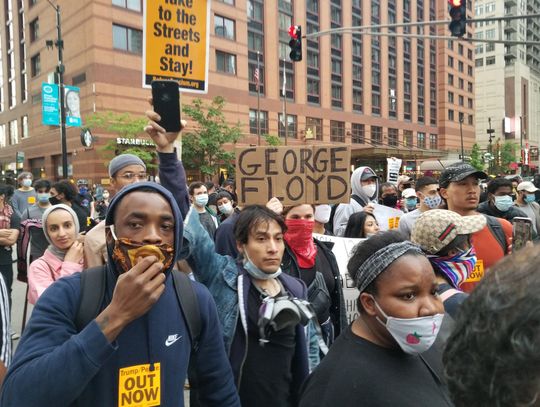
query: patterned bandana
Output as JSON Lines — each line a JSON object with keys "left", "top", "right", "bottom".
{"left": 355, "top": 241, "right": 424, "bottom": 292}
{"left": 428, "top": 247, "right": 477, "bottom": 289}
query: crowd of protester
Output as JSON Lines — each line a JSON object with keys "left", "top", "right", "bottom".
{"left": 0, "top": 108, "right": 537, "bottom": 406}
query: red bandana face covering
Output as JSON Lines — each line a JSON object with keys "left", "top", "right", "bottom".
{"left": 284, "top": 219, "right": 317, "bottom": 268}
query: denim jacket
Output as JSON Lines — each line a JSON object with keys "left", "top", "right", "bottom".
{"left": 183, "top": 208, "right": 321, "bottom": 373}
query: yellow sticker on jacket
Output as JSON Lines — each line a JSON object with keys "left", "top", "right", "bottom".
{"left": 118, "top": 363, "right": 161, "bottom": 407}
{"left": 465, "top": 259, "right": 484, "bottom": 282}
{"left": 388, "top": 217, "right": 400, "bottom": 229}
{"left": 28, "top": 196, "right": 36, "bottom": 204}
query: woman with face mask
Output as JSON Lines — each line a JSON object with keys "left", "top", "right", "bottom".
{"left": 281, "top": 204, "right": 347, "bottom": 350}
{"left": 27, "top": 205, "right": 85, "bottom": 304}
{"left": 412, "top": 209, "right": 486, "bottom": 318}
{"left": 300, "top": 231, "right": 452, "bottom": 407}
{"left": 343, "top": 212, "right": 380, "bottom": 239}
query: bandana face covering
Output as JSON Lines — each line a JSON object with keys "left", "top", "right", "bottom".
{"left": 429, "top": 246, "right": 477, "bottom": 289}
{"left": 108, "top": 226, "right": 174, "bottom": 274}
{"left": 284, "top": 219, "right": 317, "bottom": 268}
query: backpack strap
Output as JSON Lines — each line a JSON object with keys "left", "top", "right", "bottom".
{"left": 172, "top": 270, "right": 201, "bottom": 353}
{"left": 75, "top": 265, "right": 107, "bottom": 331}
{"left": 483, "top": 215, "right": 508, "bottom": 255}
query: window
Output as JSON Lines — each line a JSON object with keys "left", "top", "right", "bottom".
{"left": 458, "top": 44, "right": 464, "bottom": 55}
{"left": 429, "top": 134, "right": 438, "bottom": 149}
{"left": 214, "top": 15, "right": 235, "bottom": 40}
{"left": 307, "top": 78, "right": 320, "bottom": 104}
{"left": 30, "top": 53, "right": 40, "bottom": 77}
{"left": 248, "top": 0, "right": 263, "bottom": 22}
{"left": 331, "top": 84, "right": 342, "bottom": 108}
{"left": 249, "top": 109, "right": 268, "bottom": 135}
{"left": 468, "top": 82, "right": 473, "bottom": 92}
{"left": 458, "top": 61, "right": 464, "bottom": 72}
{"left": 371, "top": 126, "right": 382, "bottom": 145}
{"left": 351, "top": 123, "right": 365, "bottom": 144}
{"left": 475, "top": 58, "right": 483, "bottom": 67}
{"left": 9, "top": 120, "right": 18, "bottom": 145}
{"left": 0, "top": 125, "right": 5, "bottom": 148}
{"left": 417, "top": 132, "right": 426, "bottom": 149}
{"left": 458, "top": 78, "right": 464, "bottom": 89}
{"left": 112, "top": 24, "right": 142, "bottom": 53}
{"left": 486, "top": 56, "right": 496, "bottom": 65}
{"left": 30, "top": 18, "right": 39, "bottom": 42}
{"left": 448, "top": 109, "right": 455, "bottom": 121}
{"left": 330, "top": 121, "right": 345, "bottom": 142}
{"left": 448, "top": 91, "right": 454, "bottom": 103}
{"left": 448, "top": 56, "right": 454, "bottom": 67}
{"left": 448, "top": 74, "right": 454, "bottom": 86}
{"left": 278, "top": 114, "right": 297, "bottom": 139}
{"left": 468, "top": 114, "right": 474, "bottom": 125}
{"left": 216, "top": 51, "right": 236, "bottom": 74}
{"left": 404, "top": 130, "right": 413, "bottom": 147}
{"left": 468, "top": 98, "right": 473, "bottom": 108}
{"left": 21, "top": 115, "right": 28, "bottom": 139}
{"left": 306, "top": 117, "right": 323, "bottom": 141}
{"left": 459, "top": 95, "right": 464, "bottom": 106}
{"left": 112, "top": 0, "right": 141, "bottom": 12}
{"left": 388, "top": 128, "right": 399, "bottom": 147}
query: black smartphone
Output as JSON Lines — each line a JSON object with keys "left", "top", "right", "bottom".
{"left": 512, "top": 217, "right": 533, "bottom": 251}
{"left": 151, "top": 80, "right": 181, "bottom": 132}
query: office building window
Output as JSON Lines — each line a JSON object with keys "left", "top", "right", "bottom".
{"left": 476, "top": 58, "right": 484, "bottom": 67}
{"left": 112, "top": 0, "right": 142, "bottom": 11}
{"left": 330, "top": 121, "right": 345, "bottom": 143}
{"left": 21, "top": 115, "right": 28, "bottom": 139}
{"left": 332, "top": 84, "right": 342, "bottom": 108}
{"left": 449, "top": 109, "right": 455, "bottom": 121}
{"left": 0, "top": 125, "right": 5, "bottom": 148}
{"left": 351, "top": 123, "right": 365, "bottom": 144}
{"left": 214, "top": 15, "right": 235, "bottom": 40}
{"left": 417, "top": 132, "right": 426, "bottom": 149}
{"left": 249, "top": 109, "right": 268, "bottom": 135}
{"left": 278, "top": 113, "right": 297, "bottom": 139}
{"left": 30, "top": 18, "right": 39, "bottom": 42}
{"left": 371, "top": 126, "right": 382, "bottom": 145}
{"left": 112, "top": 24, "right": 142, "bottom": 53}
{"left": 9, "top": 120, "right": 18, "bottom": 145}
{"left": 306, "top": 117, "right": 323, "bottom": 140}
{"left": 486, "top": 56, "right": 496, "bottom": 65}
{"left": 430, "top": 133, "right": 438, "bottom": 149}
{"left": 30, "top": 53, "right": 40, "bottom": 77}
{"left": 216, "top": 51, "right": 236, "bottom": 74}
{"left": 404, "top": 130, "right": 413, "bottom": 147}
{"left": 388, "top": 128, "right": 399, "bottom": 147}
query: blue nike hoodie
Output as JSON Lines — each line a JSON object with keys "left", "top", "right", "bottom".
{"left": 1, "top": 182, "right": 240, "bottom": 407}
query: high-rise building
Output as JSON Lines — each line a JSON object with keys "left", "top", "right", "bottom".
{"left": 475, "top": 0, "right": 540, "bottom": 171}
{"left": 0, "top": 0, "right": 475, "bottom": 184}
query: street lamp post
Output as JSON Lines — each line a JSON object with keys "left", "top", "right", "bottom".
{"left": 459, "top": 113, "right": 465, "bottom": 162}
{"left": 487, "top": 117, "right": 495, "bottom": 174}
{"left": 47, "top": 0, "right": 68, "bottom": 179}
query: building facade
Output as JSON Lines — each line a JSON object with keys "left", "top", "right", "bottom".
{"left": 0, "top": 0, "right": 475, "bottom": 184}
{"left": 474, "top": 0, "right": 540, "bottom": 172}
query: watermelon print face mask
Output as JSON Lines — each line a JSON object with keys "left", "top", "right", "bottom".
{"left": 372, "top": 298, "right": 444, "bottom": 355}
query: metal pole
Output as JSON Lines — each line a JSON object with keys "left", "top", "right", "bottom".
{"left": 52, "top": 4, "right": 68, "bottom": 180}
{"left": 520, "top": 115, "right": 523, "bottom": 174}
{"left": 282, "top": 59, "right": 288, "bottom": 146}
{"left": 256, "top": 51, "right": 261, "bottom": 146}
{"left": 460, "top": 114, "right": 465, "bottom": 163}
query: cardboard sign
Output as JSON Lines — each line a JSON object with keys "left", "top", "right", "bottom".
{"left": 118, "top": 363, "right": 161, "bottom": 407}
{"left": 314, "top": 234, "right": 364, "bottom": 324}
{"left": 372, "top": 203, "right": 404, "bottom": 231}
{"left": 236, "top": 146, "right": 351, "bottom": 205}
{"left": 143, "top": 0, "right": 210, "bottom": 93}
{"left": 386, "top": 157, "right": 402, "bottom": 185}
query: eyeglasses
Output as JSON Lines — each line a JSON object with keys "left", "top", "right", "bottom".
{"left": 117, "top": 173, "right": 148, "bottom": 181}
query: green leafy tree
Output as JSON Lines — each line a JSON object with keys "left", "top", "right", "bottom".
{"left": 182, "top": 96, "right": 242, "bottom": 180}
{"left": 85, "top": 111, "right": 157, "bottom": 171}
{"left": 469, "top": 143, "right": 484, "bottom": 171}
{"left": 264, "top": 134, "right": 282, "bottom": 146}
{"left": 492, "top": 140, "right": 517, "bottom": 174}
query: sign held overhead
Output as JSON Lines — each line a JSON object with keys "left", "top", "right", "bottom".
{"left": 143, "top": 0, "right": 210, "bottom": 93}
{"left": 236, "top": 146, "right": 351, "bottom": 205}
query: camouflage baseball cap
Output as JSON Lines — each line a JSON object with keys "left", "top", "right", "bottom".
{"left": 411, "top": 209, "right": 486, "bottom": 254}
{"left": 439, "top": 163, "right": 487, "bottom": 188}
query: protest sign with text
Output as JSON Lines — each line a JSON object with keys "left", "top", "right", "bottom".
{"left": 143, "top": 0, "right": 210, "bottom": 93}
{"left": 236, "top": 146, "right": 351, "bottom": 205}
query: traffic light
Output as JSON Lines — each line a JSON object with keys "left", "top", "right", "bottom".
{"left": 288, "top": 25, "right": 302, "bottom": 62}
{"left": 448, "top": 0, "right": 467, "bottom": 37}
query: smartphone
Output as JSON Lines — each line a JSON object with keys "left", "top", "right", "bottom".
{"left": 512, "top": 217, "right": 533, "bottom": 251}
{"left": 151, "top": 80, "right": 181, "bottom": 132}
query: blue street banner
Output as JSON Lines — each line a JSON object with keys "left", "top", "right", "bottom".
{"left": 42, "top": 83, "right": 59, "bottom": 126}
{"left": 64, "top": 85, "right": 81, "bottom": 127}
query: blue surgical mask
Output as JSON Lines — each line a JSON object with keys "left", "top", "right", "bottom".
{"left": 423, "top": 195, "right": 442, "bottom": 209}
{"left": 405, "top": 198, "right": 417, "bottom": 210}
{"left": 37, "top": 193, "right": 50, "bottom": 203}
{"left": 243, "top": 249, "right": 282, "bottom": 280}
{"left": 194, "top": 194, "right": 209, "bottom": 207}
{"left": 525, "top": 194, "right": 536, "bottom": 204}
{"left": 22, "top": 179, "right": 32, "bottom": 188}
{"left": 494, "top": 195, "right": 513, "bottom": 212}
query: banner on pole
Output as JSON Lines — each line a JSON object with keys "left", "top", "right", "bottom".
{"left": 42, "top": 83, "right": 59, "bottom": 126}
{"left": 143, "top": 0, "right": 211, "bottom": 93}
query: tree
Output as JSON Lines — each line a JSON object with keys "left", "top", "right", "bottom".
{"left": 85, "top": 111, "right": 157, "bottom": 171}
{"left": 182, "top": 96, "right": 242, "bottom": 180}
{"left": 264, "top": 134, "right": 282, "bottom": 146}
{"left": 492, "top": 140, "right": 517, "bottom": 174}
{"left": 469, "top": 143, "right": 484, "bottom": 171}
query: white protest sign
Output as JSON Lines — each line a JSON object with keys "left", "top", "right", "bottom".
{"left": 386, "top": 157, "right": 402, "bottom": 185}
{"left": 314, "top": 233, "right": 364, "bottom": 324}
{"left": 372, "top": 203, "right": 403, "bottom": 231}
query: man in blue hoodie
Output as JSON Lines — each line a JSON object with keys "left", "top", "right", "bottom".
{"left": 0, "top": 182, "right": 240, "bottom": 407}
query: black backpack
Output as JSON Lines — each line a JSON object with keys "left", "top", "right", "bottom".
{"left": 483, "top": 214, "right": 509, "bottom": 255}
{"left": 75, "top": 266, "right": 201, "bottom": 352}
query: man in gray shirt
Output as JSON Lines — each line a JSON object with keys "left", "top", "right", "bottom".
{"left": 514, "top": 181, "right": 540, "bottom": 239}
{"left": 398, "top": 176, "right": 441, "bottom": 238}
{"left": 189, "top": 182, "right": 218, "bottom": 238}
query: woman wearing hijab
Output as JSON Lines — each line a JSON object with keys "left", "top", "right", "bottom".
{"left": 27, "top": 204, "right": 84, "bottom": 304}
{"left": 411, "top": 209, "right": 486, "bottom": 318}
{"left": 300, "top": 230, "right": 452, "bottom": 407}
{"left": 281, "top": 204, "right": 347, "bottom": 349}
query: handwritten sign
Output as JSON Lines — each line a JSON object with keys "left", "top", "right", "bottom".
{"left": 143, "top": 0, "right": 210, "bottom": 93}
{"left": 386, "top": 157, "right": 402, "bottom": 185}
{"left": 314, "top": 234, "right": 364, "bottom": 324}
{"left": 236, "top": 146, "right": 351, "bottom": 205}
{"left": 119, "top": 363, "right": 161, "bottom": 407}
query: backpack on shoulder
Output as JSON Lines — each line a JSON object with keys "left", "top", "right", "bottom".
{"left": 483, "top": 214, "right": 509, "bottom": 255}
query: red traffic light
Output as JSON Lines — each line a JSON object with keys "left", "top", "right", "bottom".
{"left": 288, "top": 25, "right": 299, "bottom": 39}
{"left": 448, "top": 0, "right": 462, "bottom": 6}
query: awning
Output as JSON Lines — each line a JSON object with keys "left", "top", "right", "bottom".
{"left": 419, "top": 159, "right": 462, "bottom": 171}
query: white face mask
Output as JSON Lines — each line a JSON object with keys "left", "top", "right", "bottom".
{"left": 372, "top": 298, "right": 444, "bottom": 354}
{"left": 218, "top": 202, "right": 234, "bottom": 215}
{"left": 362, "top": 184, "right": 377, "bottom": 199}
{"left": 194, "top": 194, "right": 209, "bottom": 207}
